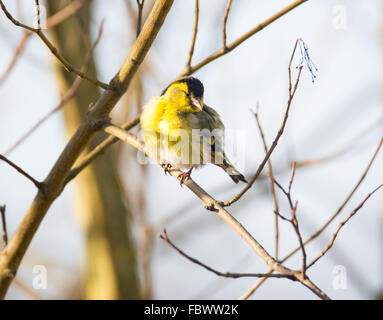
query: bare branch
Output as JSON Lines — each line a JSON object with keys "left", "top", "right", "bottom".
{"left": 159, "top": 229, "right": 295, "bottom": 280}
{"left": 180, "top": 0, "right": 308, "bottom": 76}
{"left": 296, "top": 118, "right": 383, "bottom": 168}
{"left": 3, "top": 20, "right": 105, "bottom": 156}
{"left": 46, "top": 0, "right": 90, "bottom": 29}
{"left": 274, "top": 163, "right": 307, "bottom": 276}
{"left": 254, "top": 108, "right": 280, "bottom": 259}
{"left": 222, "top": 0, "right": 233, "bottom": 50}
{"left": 0, "top": 0, "right": 112, "bottom": 90}
{"left": 102, "top": 37, "right": 330, "bottom": 299}
{"left": 104, "top": 124, "right": 330, "bottom": 300}
{"left": 0, "top": 33, "right": 31, "bottom": 85}
{"left": 0, "top": 0, "right": 89, "bottom": 86}
{"left": 295, "top": 137, "right": 383, "bottom": 254}
{"left": 241, "top": 136, "right": 383, "bottom": 299}
{"left": 5, "top": 81, "right": 81, "bottom": 155}
{"left": 13, "top": 278, "right": 46, "bottom": 300}
{"left": 34, "top": 0, "right": 41, "bottom": 30}
{"left": 136, "top": 0, "right": 145, "bottom": 37}
{"left": 0, "top": 205, "right": 7, "bottom": 248}
{"left": 307, "top": 184, "right": 383, "bottom": 269}
{"left": 0, "top": 154, "right": 41, "bottom": 189}
{"left": 42, "top": 2, "right": 311, "bottom": 183}
{"left": 184, "top": 0, "right": 199, "bottom": 73}
{"left": 287, "top": 162, "right": 296, "bottom": 194}
{"left": 220, "top": 39, "right": 304, "bottom": 207}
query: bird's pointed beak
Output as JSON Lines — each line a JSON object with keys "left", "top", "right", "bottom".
{"left": 191, "top": 96, "right": 203, "bottom": 111}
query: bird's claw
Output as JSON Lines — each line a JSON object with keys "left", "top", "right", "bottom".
{"left": 178, "top": 169, "right": 192, "bottom": 186}
{"left": 162, "top": 164, "right": 171, "bottom": 175}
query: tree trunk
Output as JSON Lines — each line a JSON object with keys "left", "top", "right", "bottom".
{"left": 46, "top": 0, "right": 140, "bottom": 299}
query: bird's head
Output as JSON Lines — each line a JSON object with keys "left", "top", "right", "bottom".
{"left": 161, "top": 76, "right": 204, "bottom": 112}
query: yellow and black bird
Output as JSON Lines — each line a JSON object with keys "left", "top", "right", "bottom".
{"left": 140, "top": 76, "right": 247, "bottom": 184}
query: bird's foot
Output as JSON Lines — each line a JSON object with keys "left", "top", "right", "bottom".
{"left": 178, "top": 168, "right": 193, "bottom": 186}
{"left": 162, "top": 163, "right": 171, "bottom": 175}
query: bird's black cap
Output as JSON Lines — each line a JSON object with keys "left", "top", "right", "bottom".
{"left": 161, "top": 76, "right": 204, "bottom": 98}
{"left": 178, "top": 77, "right": 204, "bottom": 98}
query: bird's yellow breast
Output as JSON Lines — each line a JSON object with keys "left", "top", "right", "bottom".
{"left": 140, "top": 95, "right": 202, "bottom": 168}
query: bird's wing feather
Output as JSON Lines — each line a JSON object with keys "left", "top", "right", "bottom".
{"left": 201, "top": 105, "right": 225, "bottom": 155}
{"left": 179, "top": 105, "right": 226, "bottom": 165}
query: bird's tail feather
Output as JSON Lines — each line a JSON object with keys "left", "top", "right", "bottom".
{"left": 218, "top": 159, "right": 247, "bottom": 184}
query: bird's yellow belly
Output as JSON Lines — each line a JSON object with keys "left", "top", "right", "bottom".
{"left": 142, "top": 128, "right": 208, "bottom": 169}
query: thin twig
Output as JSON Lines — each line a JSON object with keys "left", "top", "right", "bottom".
{"left": 307, "top": 184, "right": 383, "bottom": 269}
{"left": 34, "top": 0, "right": 41, "bottom": 30}
{"left": 0, "top": 33, "right": 31, "bottom": 85}
{"left": 220, "top": 40, "right": 304, "bottom": 207}
{"left": 3, "top": 20, "right": 105, "bottom": 156}
{"left": 46, "top": 0, "right": 90, "bottom": 29}
{"left": 0, "top": 205, "right": 7, "bottom": 248}
{"left": 136, "top": 0, "right": 145, "bottom": 37}
{"left": 241, "top": 136, "right": 383, "bottom": 299}
{"left": 159, "top": 229, "right": 295, "bottom": 280}
{"left": 254, "top": 108, "right": 280, "bottom": 259}
{"left": 296, "top": 118, "right": 383, "bottom": 168}
{"left": 180, "top": 0, "right": 308, "bottom": 76}
{"left": 71, "top": 5, "right": 91, "bottom": 51}
{"left": 281, "top": 137, "right": 383, "bottom": 265}
{"left": 287, "top": 162, "right": 295, "bottom": 194}
{"left": 0, "top": 154, "right": 41, "bottom": 189}
{"left": 13, "top": 278, "right": 46, "bottom": 300}
{"left": 5, "top": 79, "right": 82, "bottom": 155}
{"left": 0, "top": 0, "right": 112, "bottom": 90}
{"left": 184, "top": 0, "right": 199, "bottom": 73}
{"left": 0, "top": 0, "right": 89, "bottom": 86}
{"left": 274, "top": 163, "right": 307, "bottom": 277}
{"left": 222, "top": 0, "right": 232, "bottom": 50}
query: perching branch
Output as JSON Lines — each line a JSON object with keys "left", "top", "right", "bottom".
{"left": 61, "top": 34, "right": 331, "bottom": 300}
{"left": 103, "top": 124, "right": 330, "bottom": 300}
{"left": 0, "top": 0, "right": 344, "bottom": 301}
{"left": 34, "top": 2, "right": 312, "bottom": 195}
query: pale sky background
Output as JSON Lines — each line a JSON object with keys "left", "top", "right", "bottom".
{"left": 0, "top": 0, "right": 382, "bottom": 299}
